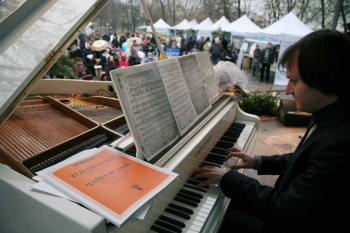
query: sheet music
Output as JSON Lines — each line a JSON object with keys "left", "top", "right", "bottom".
{"left": 111, "top": 63, "right": 179, "bottom": 160}
{"left": 195, "top": 52, "right": 223, "bottom": 104}
{"left": 178, "top": 55, "right": 211, "bottom": 118}
{"left": 157, "top": 58, "right": 198, "bottom": 136}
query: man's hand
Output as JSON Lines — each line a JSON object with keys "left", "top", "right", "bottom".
{"left": 225, "top": 147, "right": 254, "bottom": 169}
{"left": 226, "top": 56, "right": 230, "bottom": 59}
{"left": 192, "top": 166, "right": 228, "bottom": 188}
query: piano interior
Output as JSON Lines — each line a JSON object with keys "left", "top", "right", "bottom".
{"left": 0, "top": 93, "right": 132, "bottom": 178}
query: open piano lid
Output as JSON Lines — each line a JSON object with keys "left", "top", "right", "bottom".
{"left": 0, "top": 0, "right": 108, "bottom": 127}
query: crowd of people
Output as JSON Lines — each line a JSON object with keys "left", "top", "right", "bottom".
{"left": 68, "top": 29, "right": 281, "bottom": 82}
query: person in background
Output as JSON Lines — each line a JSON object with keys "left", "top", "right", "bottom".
{"left": 143, "top": 37, "right": 156, "bottom": 55}
{"left": 195, "top": 36, "right": 203, "bottom": 52}
{"left": 135, "top": 30, "right": 140, "bottom": 37}
{"left": 144, "top": 52, "right": 156, "bottom": 63}
{"left": 210, "top": 37, "right": 224, "bottom": 65}
{"left": 126, "top": 32, "right": 131, "bottom": 38}
{"left": 102, "top": 32, "right": 109, "bottom": 42}
{"left": 79, "top": 32, "right": 86, "bottom": 50}
{"left": 74, "top": 57, "right": 91, "bottom": 79}
{"left": 274, "top": 44, "right": 280, "bottom": 63}
{"left": 82, "top": 42, "right": 96, "bottom": 77}
{"left": 69, "top": 43, "right": 83, "bottom": 59}
{"left": 112, "top": 53, "right": 120, "bottom": 66}
{"left": 221, "top": 45, "right": 238, "bottom": 64}
{"left": 158, "top": 38, "right": 166, "bottom": 58}
{"left": 104, "top": 55, "right": 118, "bottom": 81}
{"left": 118, "top": 52, "right": 129, "bottom": 68}
{"left": 192, "top": 29, "right": 350, "bottom": 233}
{"left": 203, "top": 37, "right": 211, "bottom": 51}
{"left": 100, "top": 49, "right": 110, "bottom": 71}
{"left": 112, "top": 36, "right": 119, "bottom": 48}
{"left": 132, "top": 40, "right": 143, "bottom": 54}
{"left": 114, "top": 31, "right": 118, "bottom": 39}
{"left": 252, "top": 44, "right": 261, "bottom": 76}
{"left": 142, "top": 34, "right": 146, "bottom": 41}
{"left": 222, "top": 37, "right": 228, "bottom": 50}
{"left": 180, "top": 37, "right": 187, "bottom": 56}
{"left": 128, "top": 50, "right": 141, "bottom": 66}
{"left": 119, "top": 32, "right": 127, "bottom": 47}
{"left": 176, "top": 34, "right": 182, "bottom": 49}
{"left": 187, "top": 37, "right": 195, "bottom": 52}
{"left": 259, "top": 42, "right": 274, "bottom": 82}
{"left": 171, "top": 35, "right": 177, "bottom": 49}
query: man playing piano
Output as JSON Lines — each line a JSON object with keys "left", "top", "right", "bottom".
{"left": 192, "top": 29, "right": 350, "bottom": 233}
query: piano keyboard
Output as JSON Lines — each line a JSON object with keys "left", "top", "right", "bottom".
{"left": 148, "top": 122, "right": 254, "bottom": 233}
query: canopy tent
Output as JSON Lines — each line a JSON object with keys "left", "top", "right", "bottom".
{"left": 171, "top": 19, "right": 189, "bottom": 30}
{"left": 137, "top": 25, "right": 148, "bottom": 30}
{"left": 206, "top": 16, "right": 231, "bottom": 32}
{"left": 194, "top": 17, "right": 214, "bottom": 37}
{"left": 183, "top": 19, "right": 198, "bottom": 30}
{"left": 223, "top": 15, "right": 262, "bottom": 37}
{"left": 245, "top": 12, "right": 313, "bottom": 86}
{"left": 146, "top": 18, "right": 171, "bottom": 33}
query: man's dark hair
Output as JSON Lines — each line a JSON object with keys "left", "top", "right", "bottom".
{"left": 74, "top": 57, "right": 84, "bottom": 64}
{"left": 279, "top": 29, "right": 350, "bottom": 101}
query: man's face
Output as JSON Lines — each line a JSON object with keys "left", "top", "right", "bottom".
{"left": 267, "top": 43, "right": 272, "bottom": 48}
{"left": 131, "top": 54, "right": 135, "bottom": 58}
{"left": 121, "top": 33, "right": 124, "bottom": 36}
{"left": 147, "top": 55, "right": 152, "bottom": 60}
{"left": 215, "top": 40, "right": 219, "bottom": 44}
{"left": 285, "top": 57, "right": 333, "bottom": 113}
{"left": 75, "top": 61, "right": 84, "bottom": 72}
{"left": 228, "top": 47, "right": 231, "bottom": 51}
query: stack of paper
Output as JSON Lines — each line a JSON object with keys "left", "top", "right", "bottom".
{"left": 31, "top": 146, "right": 178, "bottom": 227}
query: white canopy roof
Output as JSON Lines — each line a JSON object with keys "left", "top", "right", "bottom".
{"left": 193, "top": 17, "right": 213, "bottom": 30}
{"left": 223, "top": 15, "right": 262, "bottom": 37}
{"left": 146, "top": 18, "right": 171, "bottom": 32}
{"left": 250, "top": 12, "right": 312, "bottom": 39}
{"left": 206, "top": 16, "right": 231, "bottom": 32}
{"left": 182, "top": 19, "right": 198, "bottom": 30}
{"left": 172, "top": 19, "right": 189, "bottom": 30}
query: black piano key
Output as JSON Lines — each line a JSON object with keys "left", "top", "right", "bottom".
{"left": 159, "top": 215, "right": 186, "bottom": 228}
{"left": 177, "top": 193, "right": 201, "bottom": 203}
{"left": 155, "top": 220, "right": 182, "bottom": 233}
{"left": 184, "top": 184, "right": 207, "bottom": 193}
{"left": 168, "top": 203, "right": 194, "bottom": 215}
{"left": 215, "top": 141, "right": 233, "bottom": 148}
{"left": 186, "top": 180, "right": 200, "bottom": 186}
{"left": 210, "top": 148, "right": 227, "bottom": 155}
{"left": 206, "top": 154, "right": 226, "bottom": 160}
{"left": 201, "top": 162, "right": 220, "bottom": 168}
{"left": 165, "top": 208, "right": 191, "bottom": 220}
{"left": 179, "top": 189, "right": 203, "bottom": 199}
{"left": 174, "top": 196, "right": 198, "bottom": 207}
{"left": 230, "top": 122, "right": 245, "bottom": 127}
{"left": 220, "top": 136, "right": 237, "bottom": 142}
{"left": 151, "top": 225, "right": 174, "bottom": 233}
{"left": 204, "top": 157, "right": 224, "bottom": 165}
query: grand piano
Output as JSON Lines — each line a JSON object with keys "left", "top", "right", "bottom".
{"left": 0, "top": 1, "right": 260, "bottom": 232}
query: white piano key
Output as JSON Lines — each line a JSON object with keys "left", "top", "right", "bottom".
{"left": 161, "top": 212, "right": 204, "bottom": 229}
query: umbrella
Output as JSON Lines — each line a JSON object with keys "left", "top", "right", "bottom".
{"left": 91, "top": 40, "right": 108, "bottom": 51}
{"left": 126, "top": 37, "right": 142, "bottom": 49}
{"left": 137, "top": 25, "right": 148, "bottom": 30}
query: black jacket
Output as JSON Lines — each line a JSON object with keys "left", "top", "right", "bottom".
{"left": 102, "top": 34, "right": 109, "bottom": 42}
{"left": 143, "top": 42, "right": 156, "bottom": 54}
{"left": 128, "top": 56, "right": 141, "bottom": 66}
{"left": 69, "top": 49, "right": 83, "bottom": 59}
{"left": 221, "top": 49, "right": 238, "bottom": 64}
{"left": 82, "top": 48, "right": 96, "bottom": 67}
{"left": 112, "top": 39, "right": 119, "bottom": 48}
{"left": 221, "top": 101, "right": 350, "bottom": 233}
{"left": 119, "top": 36, "right": 127, "bottom": 46}
{"left": 187, "top": 39, "right": 195, "bottom": 51}
{"left": 260, "top": 48, "right": 274, "bottom": 64}
{"left": 210, "top": 43, "right": 224, "bottom": 59}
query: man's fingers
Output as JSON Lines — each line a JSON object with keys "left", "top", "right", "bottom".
{"left": 191, "top": 166, "right": 214, "bottom": 176}
{"left": 225, "top": 152, "right": 245, "bottom": 161}
{"left": 192, "top": 171, "right": 211, "bottom": 181}
{"left": 225, "top": 147, "right": 242, "bottom": 154}
{"left": 195, "top": 178, "right": 215, "bottom": 188}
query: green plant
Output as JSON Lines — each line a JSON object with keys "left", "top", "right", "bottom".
{"left": 47, "top": 55, "right": 78, "bottom": 79}
{"left": 238, "top": 88, "right": 280, "bottom": 116}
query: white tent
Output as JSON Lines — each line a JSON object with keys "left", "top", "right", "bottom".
{"left": 183, "top": 19, "right": 198, "bottom": 30}
{"left": 223, "top": 15, "right": 262, "bottom": 37}
{"left": 206, "top": 16, "right": 231, "bottom": 32}
{"left": 194, "top": 17, "right": 214, "bottom": 37}
{"left": 146, "top": 18, "right": 171, "bottom": 32}
{"left": 245, "top": 12, "right": 313, "bottom": 86}
{"left": 172, "top": 19, "right": 189, "bottom": 30}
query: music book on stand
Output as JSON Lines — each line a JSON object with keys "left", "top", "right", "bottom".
{"left": 40, "top": 145, "right": 178, "bottom": 227}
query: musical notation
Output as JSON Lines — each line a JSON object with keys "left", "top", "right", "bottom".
{"left": 111, "top": 63, "right": 179, "bottom": 160}
{"left": 178, "top": 55, "right": 211, "bottom": 118}
{"left": 157, "top": 58, "right": 198, "bottom": 135}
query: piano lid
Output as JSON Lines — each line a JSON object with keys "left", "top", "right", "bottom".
{"left": 0, "top": 0, "right": 107, "bottom": 127}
